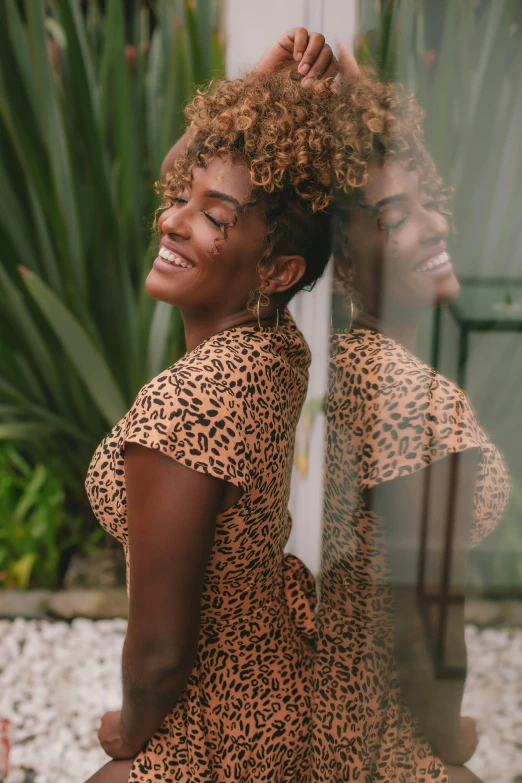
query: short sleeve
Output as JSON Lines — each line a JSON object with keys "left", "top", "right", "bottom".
{"left": 120, "top": 367, "right": 251, "bottom": 491}
{"left": 357, "top": 370, "right": 481, "bottom": 491}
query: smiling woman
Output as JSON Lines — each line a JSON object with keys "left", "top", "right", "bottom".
{"left": 148, "top": 156, "right": 277, "bottom": 343}
{"left": 146, "top": 71, "right": 336, "bottom": 352}
{"left": 314, "top": 71, "right": 510, "bottom": 783}
{"left": 84, "top": 61, "right": 338, "bottom": 783}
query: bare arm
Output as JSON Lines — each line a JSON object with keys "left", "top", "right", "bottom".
{"left": 116, "top": 443, "right": 224, "bottom": 756}
{"left": 365, "top": 448, "right": 480, "bottom": 763}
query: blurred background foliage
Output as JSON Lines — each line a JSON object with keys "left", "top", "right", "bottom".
{"left": 0, "top": 0, "right": 224, "bottom": 588}
{"left": 356, "top": 0, "right": 522, "bottom": 594}
{"left": 0, "top": 440, "right": 103, "bottom": 589}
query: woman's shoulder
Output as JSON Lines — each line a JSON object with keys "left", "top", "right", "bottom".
{"left": 328, "top": 330, "right": 486, "bottom": 489}
{"left": 329, "top": 327, "right": 471, "bottom": 420}
{"left": 128, "top": 312, "right": 310, "bottom": 423}
{"left": 331, "top": 327, "right": 427, "bottom": 381}
{"left": 129, "top": 356, "right": 242, "bottom": 424}
{"left": 120, "top": 346, "right": 250, "bottom": 489}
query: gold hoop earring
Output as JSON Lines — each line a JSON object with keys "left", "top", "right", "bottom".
{"left": 330, "top": 294, "right": 354, "bottom": 334}
{"left": 256, "top": 291, "right": 263, "bottom": 329}
{"left": 347, "top": 296, "right": 354, "bottom": 333}
{"left": 256, "top": 291, "right": 280, "bottom": 332}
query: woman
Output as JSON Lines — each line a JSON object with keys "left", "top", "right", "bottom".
{"left": 84, "top": 57, "right": 338, "bottom": 783}
{"left": 314, "top": 73, "right": 510, "bottom": 782}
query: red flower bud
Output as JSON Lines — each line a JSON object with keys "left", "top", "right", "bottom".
{"left": 125, "top": 44, "right": 136, "bottom": 72}
{"left": 47, "top": 38, "right": 61, "bottom": 76}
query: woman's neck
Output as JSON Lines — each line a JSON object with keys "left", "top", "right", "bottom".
{"left": 356, "top": 307, "right": 420, "bottom": 354}
{"left": 180, "top": 306, "right": 278, "bottom": 354}
{"left": 381, "top": 318, "right": 418, "bottom": 353}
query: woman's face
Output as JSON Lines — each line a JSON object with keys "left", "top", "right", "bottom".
{"left": 342, "top": 158, "right": 458, "bottom": 317}
{"left": 146, "top": 155, "right": 268, "bottom": 316}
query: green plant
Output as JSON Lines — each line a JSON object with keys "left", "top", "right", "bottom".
{"left": 294, "top": 396, "right": 325, "bottom": 478}
{"left": 0, "top": 1, "right": 224, "bottom": 523}
{"left": 0, "top": 441, "right": 102, "bottom": 589}
{"left": 356, "top": 0, "right": 399, "bottom": 82}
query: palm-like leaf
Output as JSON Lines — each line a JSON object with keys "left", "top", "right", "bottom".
{"left": 0, "top": 1, "right": 224, "bottom": 524}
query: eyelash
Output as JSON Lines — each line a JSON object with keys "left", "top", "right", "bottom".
{"left": 378, "top": 215, "right": 406, "bottom": 232}
{"left": 170, "top": 197, "right": 225, "bottom": 230}
{"left": 204, "top": 212, "right": 225, "bottom": 229}
{"left": 378, "top": 201, "right": 439, "bottom": 234}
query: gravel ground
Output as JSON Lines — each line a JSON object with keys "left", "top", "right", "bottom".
{"left": 463, "top": 626, "right": 522, "bottom": 782}
{"left": 0, "top": 618, "right": 124, "bottom": 783}
{"left": 1, "top": 619, "right": 521, "bottom": 783}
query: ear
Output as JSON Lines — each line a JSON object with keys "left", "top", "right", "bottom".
{"left": 332, "top": 255, "right": 348, "bottom": 292}
{"left": 263, "top": 254, "right": 306, "bottom": 296}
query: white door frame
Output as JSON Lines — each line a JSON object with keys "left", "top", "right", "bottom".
{"left": 226, "top": 0, "right": 357, "bottom": 573}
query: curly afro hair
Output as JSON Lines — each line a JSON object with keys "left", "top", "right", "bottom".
{"left": 331, "top": 70, "right": 451, "bottom": 264}
{"left": 160, "top": 71, "right": 338, "bottom": 306}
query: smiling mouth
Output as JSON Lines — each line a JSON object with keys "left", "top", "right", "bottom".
{"left": 415, "top": 250, "right": 451, "bottom": 273}
{"left": 158, "top": 246, "right": 194, "bottom": 269}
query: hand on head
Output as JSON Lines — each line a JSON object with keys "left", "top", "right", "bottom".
{"left": 255, "top": 28, "right": 346, "bottom": 90}
{"left": 255, "top": 29, "right": 361, "bottom": 90}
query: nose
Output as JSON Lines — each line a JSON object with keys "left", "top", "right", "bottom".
{"left": 420, "top": 204, "right": 449, "bottom": 246}
{"left": 158, "top": 204, "right": 191, "bottom": 239}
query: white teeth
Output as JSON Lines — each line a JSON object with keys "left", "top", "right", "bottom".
{"left": 158, "top": 247, "right": 193, "bottom": 268}
{"left": 417, "top": 251, "right": 449, "bottom": 273}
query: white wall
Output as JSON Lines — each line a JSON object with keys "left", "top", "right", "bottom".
{"left": 226, "top": 1, "right": 356, "bottom": 77}
{"left": 226, "top": 0, "right": 357, "bottom": 574}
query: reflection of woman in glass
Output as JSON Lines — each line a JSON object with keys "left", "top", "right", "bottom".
{"left": 84, "top": 61, "right": 338, "bottom": 782}
{"left": 315, "top": 72, "right": 510, "bottom": 783}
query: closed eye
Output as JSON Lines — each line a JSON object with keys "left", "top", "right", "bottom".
{"left": 203, "top": 211, "right": 225, "bottom": 229}
{"left": 378, "top": 214, "right": 407, "bottom": 232}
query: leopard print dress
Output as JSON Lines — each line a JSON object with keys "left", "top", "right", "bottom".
{"left": 85, "top": 310, "right": 317, "bottom": 783}
{"left": 313, "top": 327, "right": 510, "bottom": 783}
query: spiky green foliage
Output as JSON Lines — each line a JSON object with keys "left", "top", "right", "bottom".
{"left": 0, "top": 1, "right": 224, "bottom": 517}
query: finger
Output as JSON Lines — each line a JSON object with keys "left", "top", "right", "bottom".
{"left": 314, "top": 57, "right": 339, "bottom": 91}
{"left": 290, "top": 27, "right": 309, "bottom": 62}
{"left": 301, "top": 45, "right": 333, "bottom": 86}
{"left": 276, "top": 28, "right": 304, "bottom": 57}
{"left": 298, "top": 32, "right": 326, "bottom": 75}
{"left": 338, "top": 41, "right": 360, "bottom": 78}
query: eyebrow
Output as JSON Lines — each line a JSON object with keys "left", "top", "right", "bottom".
{"left": 203, "top": 189, "right": 244, "bottom": 210}
{"left": 359, "top": 192, "right": 408, "bottom": 211}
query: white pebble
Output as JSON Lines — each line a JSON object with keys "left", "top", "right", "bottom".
{"left": 1, "top": 618, "right": 124, "bottom": 783}
{"left": 1, "top": 620, "right": 522, "bottom": 783}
